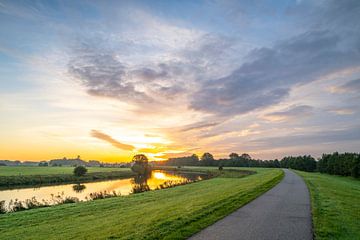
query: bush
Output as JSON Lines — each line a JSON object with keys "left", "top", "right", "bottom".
{"left": 73, "top": 166, "right": 87, "bottom": 177}
{"left": 0, "top": 200, "right": 6, "bottom": 214}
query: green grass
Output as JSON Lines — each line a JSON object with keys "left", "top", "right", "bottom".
{"left": 0, "top": 166, "right": 134, "bottom": 188}
{"left": 0, "top": 168, "right": 283, "bottom": 240}
{"left": 0, "top": 166, "right": 128, "bottom": 176}
{"left": 296, "top": 171, "right": 360, "bottom": 240}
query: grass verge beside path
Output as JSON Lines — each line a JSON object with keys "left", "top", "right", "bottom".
{"left": 0, "top": 168, "right": 283, "bottom": 240}
{"left": 296, "top": 171, "right": 360, "bottom": 240}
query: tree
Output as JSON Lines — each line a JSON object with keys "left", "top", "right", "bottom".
{"left": 131, "top": 154, "right": 151, "bottom": 175}
{"left": 73, "top": 166, "right": 87, "bottom": 177}
{"left": 200, "top": 152, "right": 215, "bottom": 166}
{"left": 229, "top": 153, "right": 239, "bottom": 160}
{"left": 38, "top": 161, "right": 48, "bottom": 167}
{"left": 165, "top": 154, "right": 199, "bottom": 166}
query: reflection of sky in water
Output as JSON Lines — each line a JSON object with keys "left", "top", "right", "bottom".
{"left": 0, "top": 170, "right": 192, "bottom": 205}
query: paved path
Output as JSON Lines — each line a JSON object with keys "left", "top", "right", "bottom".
{"left": 189, "top": 169, "right": 312, "bottom": 240}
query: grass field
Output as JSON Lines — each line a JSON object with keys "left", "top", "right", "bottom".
{"left": 0, "top": 166, "right": 129, "bottom": 176}
{"left": 296, "top": 171, "right": 360, "bottom": 240}
{"left": 0, "top": 166, "right": 134, "bottom": 188}
{"left": 0, "top": 168, "right": 283, "bottom": 240}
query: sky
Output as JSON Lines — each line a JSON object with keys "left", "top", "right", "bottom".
{"left": 0, "top": 0, "right": 360, "bottom": 162}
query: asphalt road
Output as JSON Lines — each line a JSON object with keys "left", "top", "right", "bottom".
{"left": 188, "top": 169, "right": 313, "bottom": 240}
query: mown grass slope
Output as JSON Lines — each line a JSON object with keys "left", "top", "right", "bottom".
{"left": 0, "top": 168, "right": 283, "bottom": 240}
{"left": 296, "top": 171, "right": 360, "bottom": 240}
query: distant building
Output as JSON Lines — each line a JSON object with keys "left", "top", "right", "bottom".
{"left": 0, "top": 160, "right": 21, "bottom": 166}
{"left": 49, "top": 156, "right": 87, "bottom": 166}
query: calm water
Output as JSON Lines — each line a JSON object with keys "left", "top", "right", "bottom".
{"left": 0, "top": 170, "right": 204, "bottom": 207}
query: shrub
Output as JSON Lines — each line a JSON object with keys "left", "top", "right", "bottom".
{"left": 88, "top": 191, "right": 118, "bottom": 200}
{"left": 72, "top": 184, "right": 86, "bottom": 193}
{"left": 0, "top": 200, "right": 6, "bottom": 214}
{"left": 73, "top": 166, "right": 87, "bottom": 177}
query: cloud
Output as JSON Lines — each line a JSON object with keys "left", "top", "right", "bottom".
{"left": 331, "top": 78, "right": 360, "bottom": 93}
{"left": 156, "top": 151, "right": 196, "bottom": 160}
{"left": 131, "top": 67, "right": 169, "bottom": 81}
{"left": 249, "top": 125, "right": 360, "bottom": 149}
{"left": 263, "top": 105, "right": 313, "bottom": 122}
{"left": 328, "top": 108, "right": 355, "bottom": 115}
{"left": 190, "top": 28, "right": 360, "bottom": 116}
{"left": 180, "top": 121, "right": 221, "bottom": 132}
{"left": 91, "top": 130, "right": 135, "bottom": 151}
{"left": 68, "top": 46, "right": 152, "bottom": 104}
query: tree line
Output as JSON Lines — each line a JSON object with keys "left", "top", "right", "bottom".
{"left": 317, "top": 152, "right": 360, "bottom": 178}
{"left": 158, "top": 152, "right": 360, "bottom": 178}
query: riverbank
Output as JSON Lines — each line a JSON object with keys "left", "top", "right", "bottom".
{"left": 0, "top": 168, "right": 283, "bottom": 239}
{"left": 0, "top": 166, "right": 253, "bottom": 189}
{"left": 0, "top": 166, "right": 135, "bottom": 188}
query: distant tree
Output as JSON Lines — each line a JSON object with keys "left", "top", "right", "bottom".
{"left": 38, "top": 161, "right": 48, "bottom": 167}
{"left": 229, "top": 153, "right": 239, "bottom": 160}
{"left": 316, "top": 152, "right": 360, "bottom": 178}
{"left": 200, "top": 152, "right": 215, "bottom": 166}
{"left": 165, "top": 154, "right": 199, "bottom": 166}
{"left": 73, "top": 166, "right": 87, "bottom": 177}
{"left": 240, "top": 153, "right": 251, "bottom": 160}
{"left": 131, "top": 154, "right": 151, "bottom": 175}
{"left": 280, "top": 155, "right": 316, "bottom": 172}
{"left": 274, "top": 159, "right": 280, "bottom": 168}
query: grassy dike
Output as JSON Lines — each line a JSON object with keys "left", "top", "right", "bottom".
{"left": 0, "top": 168, "right": 283, "bottom": 240}
{"left": 0, "top": 166, "right": 135, "bottom": 188}
{"left": 296, "top": 171, "right": 360, "bottom": 240}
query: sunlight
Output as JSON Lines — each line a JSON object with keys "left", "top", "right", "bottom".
{"left": 153, "top": 171, "right": 167, "bottom": 180}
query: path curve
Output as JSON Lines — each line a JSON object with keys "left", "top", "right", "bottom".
{"left": 189, "top": 169, "right": 312, "bottom": 240}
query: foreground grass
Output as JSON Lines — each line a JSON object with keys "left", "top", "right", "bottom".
{"left": 0, "top": 168, "right": 283, "bottom": 240}
{"left": 296, "top": 171, "right": 360, "bottom": 240}
{"left": 0, "top": 166, "right": 128, "bottom": 176}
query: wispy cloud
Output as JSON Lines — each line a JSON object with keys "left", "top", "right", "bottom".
{"left": 91, "top": 130, "right": 135, "bottom": 151}
{"left": 263, "top": 105, "right": 313, "bottom": 122}
{"left": 180, "top": 122, "right": 221, "bottom": 132}
{"left": 328, "top": 108, "right": 355, "bottom": 115}
{"left": 330, "top": 78, "right": 360, "bottom": 93}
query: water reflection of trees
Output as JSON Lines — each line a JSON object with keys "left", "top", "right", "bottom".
{"left": 72, "top": 184, "right": 86, "bottom": 193}
{"left": 131, "top": 173, "right": 151, "bottom": 193}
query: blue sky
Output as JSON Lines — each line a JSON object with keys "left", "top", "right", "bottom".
{"left": 0, "top": 0, "right": 359, "bottom": 161}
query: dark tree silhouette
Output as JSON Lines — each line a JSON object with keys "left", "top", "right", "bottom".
{"left": 73, "top": 166, "right": 87, "bottom": 177}
{"left": 200, "top": 152, "right": 215, "bottom": 166}
{"left": 131, "top": 154, "right": 151, "bottom": 175}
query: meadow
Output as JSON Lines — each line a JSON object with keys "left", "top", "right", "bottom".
{"left": 0, "top": 168, "right": 283, "bottom": 240}
{"left": 0, "top": 166, "right": 135, "bottom": 188}
{"left": 296, "top": 171, "right": 360, "bottom": 240}
{"left": 0, "top": 166, "right": 129, "bottom": 176}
